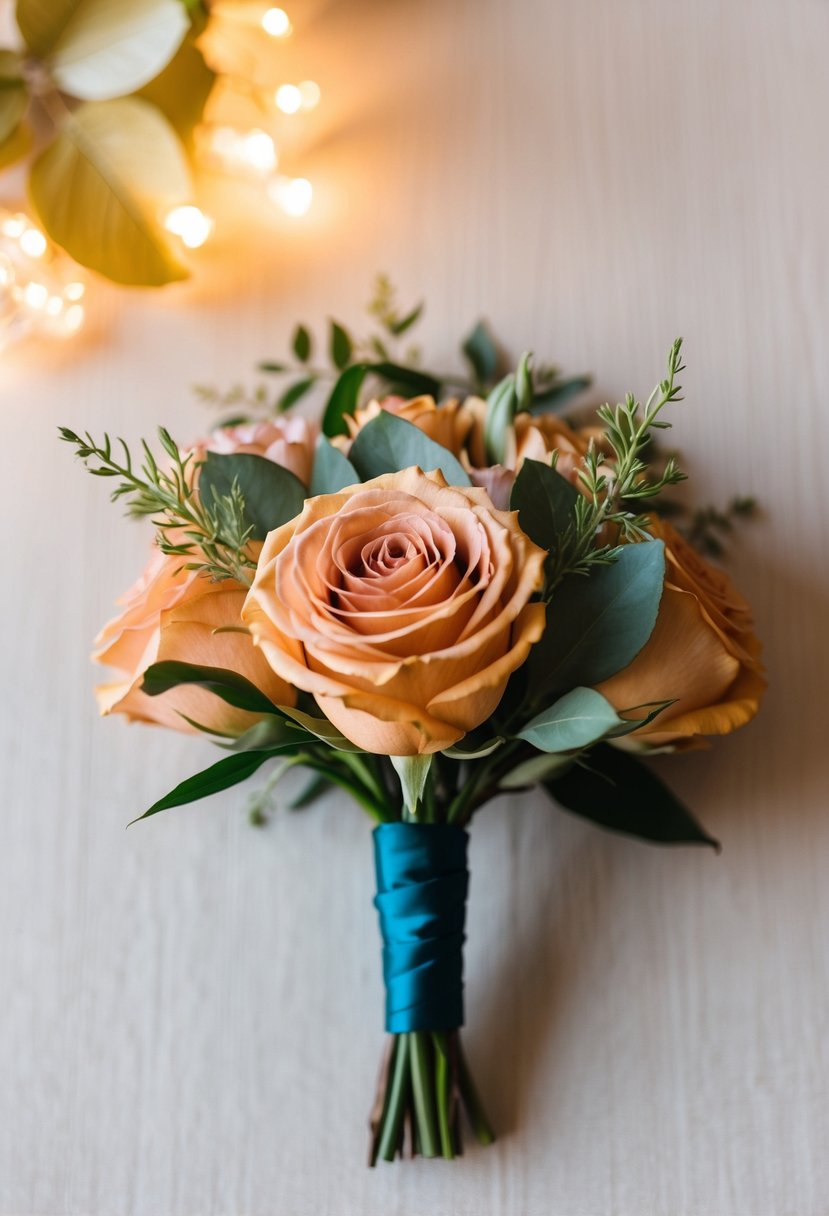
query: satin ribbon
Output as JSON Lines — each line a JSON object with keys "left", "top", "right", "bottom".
{"left": 373, "top": 822, "right": 469, "bottom": 1033}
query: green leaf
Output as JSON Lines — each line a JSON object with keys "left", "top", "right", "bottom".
{"left": 223, "top": 713, "right": 310, "bottom": 752}
{"left": 389, "top": 302, "right": 423, "bottom": 335}
{"left": 369, "top": 362, "right": 441, "bottom": 398}
{"left": 199, "top": 451, "right": 306, "bottom": 536}
{"left": 35, "top": 0, "right": 189, "bottom": 101}
{"left": 289, "top": 771, "right": 333, "bottom": 810}
{"left": 544, "top": 744, "right": 720, "bottom": 849}
{"left": 0, "top": 52, "right": 27, "bottom": 145}
{"left": 29, "top": 97, "right": 190, "bottom": 286}
{"left": 131, "top": 750, "right": 275, "bottom": 822}
{"left": 530, "top": 375, "right": 591, "bottom": 412}
{"left": 484, "top": 373, "right": 517, "bottom": 465}
{"left": 517, "top": 687, "right": 627, "bottom": 753}
{"left": 276, "top": 704, "right": 363, "bottom": 752}
{"left": 510, "top": 458, "right": 580, "bottom": 558}
{"left": 462, "top": 320, "right": 497, "bottom": 386}
{"left": 390, "top": 755, "right": 432, "bottom": 816}
{"left": 349, "top": 411, "right": 471, "bottom": 486}
{"left": 309, "top": 436, "right": 359, "bottom": 495}
{"left": 136, "top": 28, "right": 215, "bottom": 143}
{"left": 527, "top": 540, "right": 666, "bottom": 699}
{"left": 321, "top": 363, "right": 368, "bottom": 438}
{"left": 0, "top": 120, "right": 32, "bottom": 170}
{"left": 442, "top": 737, "right": 504, "bottom": 760}
{"left": 292, "top": 324, "right": 311, "bottom": 362}
{"left": 142, "top": 660, "right": 279, "bottom": 714}
{"left": 499, "top": 752, "right": 573, "bottom": 790}
{"left": 277, "top": 376, "right": 315, "bottom": 412}
{"left": 258, "top": 361, "right": 287, "bottom": 374}
{"left": 330, "top": 320, "right": 353, "bottom": 369}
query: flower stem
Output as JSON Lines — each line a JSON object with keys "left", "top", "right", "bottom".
{"left": 410, "top": 1032, "right": 440, "bottom": 1157}
{"left": 433, "top": 1031, "right": 456, "bottom": 1159}
{"left": 376, "top": 1033, "right": 411, "bottom": 1162}
{"left": 457, "top": 1038, "right": 495, "bottom": 1146}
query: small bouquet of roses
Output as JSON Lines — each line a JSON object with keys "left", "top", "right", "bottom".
{"left": 62, "top": 300, "right": 765, "bottom": 1163}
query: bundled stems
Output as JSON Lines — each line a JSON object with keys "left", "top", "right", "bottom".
{"left": 369, "top": 1030, "right": 494, "bottom": 1164}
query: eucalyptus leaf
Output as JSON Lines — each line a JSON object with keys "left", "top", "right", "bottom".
{"left": 30, "top": 98, "right": 190, "bottom": 286}
{"left": 130, "top": 750, "right": 275, "bottom": 823}
{"left": 544, "top": 744, "right": 720, "bottom": 849}
{"left": 462, "top": 320, "right": 497, "bottom": 386}
{"left": 483, "top": 373, "right": 517, "bottom": 466}
{"left": 390, "top": 754, "right": 432, "bottom": 816}
{"left": 527, "top": 540, "right": 666, "bottom": 699}
{"left": 142, "top": 660, "right": 279, "bottom": 714}
{"left": 44, "top": 0, "right": 189, "bottom": 101}
{"left": 321, "top": 363, "right": 368, "bottom": 437}
{"left": 199, "top": 451, "right": 306, "bottom": 536}
{"left": 310, "top": 436, "right": 359, "bottom": 495}
{"left": 517, "top": 687, "right": 627, "bottom": 753}
{"left": 349, "top": 411, "right": 471, "bottom": 486}
{"left": 330, "top": 320, "right": 353, "bottom": 369}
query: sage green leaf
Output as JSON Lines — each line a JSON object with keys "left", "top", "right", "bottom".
{"left": 29, "top": 98, "right": 190, "bottom": 286}
{"left": 292, "top": 323, "right": 311, "bottom": 362}
{"left": 277, "top": 376, "right": 315, "bottom": 413}
{"left": 499, "top": 752, "right": 573, "bottom": 789}
{"left": 349, "top": 411, "right": 471, "bottom": 486}
{"left": 276, "top": 704, "right": 363, "bottom": 752}
{"left": 442, "top": 737, "right": 504, "bottom": 760}
{"left": 544, "top": 744, "right": 720, "bottom": 849}
{"left": 518, "top": 687, "right": 628, "bottom": 753}
{"left": 515, "top": 351, "right": 533, "bottom": 411}
{"left": 390, "top": 755, "right": 432, "bottom": 816}
{"left": 389, "top": 302, "right": 423, "bottom": 335}
{"left": 0, "top": 52, "right": 27, "bottom": 145}
{"left": 330, "top": 320, "right": 353, "bottom": 369}
{"left": 198, "top": 451, "right": 306, "bottom": 536}
{"left": 137, "top": 30, "right": 215, "bottom": 143}
{"left": 368, "top": 362, "right": 441, "bottom": 398}
{"left": 310, "top": 436, "right": 359, "bottom": 495}
{"left": 527, "top": 540, "right": 666, "bottom": 698}
{"left": 130, "top": 750, "right": 275, "bottom": 823}
{"left": 462, "top": 320, "right": 497, "bottom": 386}
{"left": 143, "top": 661, "right": 279, "bottom": 714}
{"left": 484, "top": 373, "right": 517, "bottom": 466}
{"left": 321, "top": 363, "right": 368, "bottom": 437}
{"left": 510, "top": 458, "right": 580, "bottom": 556}
{"left": 289, "top": 771, "right": 333, "bottom": 810}
{"left": 530, "top": 375, "right": 591, "bottom": 412}
{"left": 222, "top": 714, "right": 311, "bottom": 752}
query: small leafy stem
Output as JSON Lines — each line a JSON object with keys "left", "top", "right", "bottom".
{"left": 58, "top": 426, "right": 257, "bottom": 585}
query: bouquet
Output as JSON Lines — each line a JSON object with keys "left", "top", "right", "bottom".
{"left": 62, "top": 294, "right": 765, "bottom": 1163}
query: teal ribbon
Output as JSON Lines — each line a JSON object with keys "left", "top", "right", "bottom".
{"left": 373, "top": 822, "right": 469, "bottom": 1033}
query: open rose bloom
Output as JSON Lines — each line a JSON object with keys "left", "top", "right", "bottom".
{"left": 72, "top": 334, "right": 764, "bottom": 1164}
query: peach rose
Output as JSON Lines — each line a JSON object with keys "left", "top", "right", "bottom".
{"left": 343, "top": 395, "right": 472, "bottom": 458}
{"left": 596, "top": 517, "right": 766, "bottom": 748}
{"left": 206, "top": 416, "right": 317, "bottom": 485}
{"left": 94, "top": 546, "right": 294, "bottom": 735}
{"left": 242, "top": 467, "right": 547, "bottom": 755}
{"left": 459, "top": 396, "right": 592, "bottom": 482}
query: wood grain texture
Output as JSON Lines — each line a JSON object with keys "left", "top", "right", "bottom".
{"left": 1, "top": 0, "right": 828, "bottom": 1212}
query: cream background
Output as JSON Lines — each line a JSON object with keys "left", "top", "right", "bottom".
{"left": 1, "top": 1, "right": 828, "bottom": 1213}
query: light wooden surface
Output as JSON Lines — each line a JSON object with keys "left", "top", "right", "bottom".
{"left": 2, "top": 1, "right": 828, "bottom": 1212}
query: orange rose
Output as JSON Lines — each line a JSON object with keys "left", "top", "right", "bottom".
{"left": 205, "top": 417, "right": 317, "bottom": 485}
{"left": 343, "top": 395, "right": 472, "bottom": 457}
{"left": 596, "top": 518, "right": 766, "bottom": 748}
{"left": 94, "top": 547, "right": 294, "bottom": 735}
{"left": 459, "top": 396, "right": 592, "bottom": 482}
{"left": 242, "top": 467, "right": 546, "bottom": 755}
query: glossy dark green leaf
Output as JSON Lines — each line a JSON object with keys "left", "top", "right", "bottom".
{"left": 544, "top": 744, "right": 719, "bottom": 849}
{"left": 462, "top": 320, "right": 497, "bottom": 386}
{"left": 131, "top": 750, "right": 275, "bottom": 823}
{"left": 389, "top": 302, "right": 423, "bottom": 335}
{"left": 292, "top": 324, "right": 312, "bottom": 362}
{"left": 321, "top": 363, "right": 368, "bottom": 437}
{"left": 310, "top": 436, "right": 359, "bottom": 495}
{"left": 199, "top": 450, "right": 306, "bottom": 535}
{"left": 142, "top": 661, "right": 279, "bottom": 714}
{"left": 349, "top": 411, "right": 471, "bottom": 486}
{"left": 277, "top": 376, "right": 315, "bottom": 412}
{"left": 510, "top": 458, "right": 579, "bottom": 556}
{"left": 527, "top": 540, "right": 665, "bottom": 699}
{"left": 258, "top": 361, "right": 287, "bottom": 374}
{"left": 330, "top": 320, "right": 353, "bottom": 369}
{"left": 289, "top": 771, "right": 333, "bottom": 810}
{"left": 369, "top": 362, "right": 441, "bottom": 397}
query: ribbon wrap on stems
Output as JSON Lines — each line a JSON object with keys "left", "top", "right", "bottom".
{"left": 373, "top": 823, "right": 469, "bottom": 1033}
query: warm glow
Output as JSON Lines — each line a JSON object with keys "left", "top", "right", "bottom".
{"left": 163, "top": 205, "right": 214, "bottom": 249}
{"left": 262, "top": 7, "right": 291, "bottom": 36}
{"left": 64, "top": 281, "right": 85, "bottom": 302}
{"left": 298, "top": 80, "right": 321, "bottom": 110}
{"left": 19, "top": 227, "right": 48, "bottom": 259}
{"left": 1, "top": 214, "right": 26, "bottom": 239}
{"left": 23, "top": 282, "right": 48, "bottom": 310}
{"left": 275, "top": 83, "right": 302, "bottom": 115}
{"left": 268, "top": 176, "right": 313, "bottom": 217}
{"left": 200, "top": 125, "right": 278, "bottom": 177}
{"left": 46, "top": 295, "right": 64, "bottom": 317}
{"left": 241, "top": 129, "right": 278, "bottom": 174}
{"left": 62, "top": 304, "right": 85, "bottom": 334}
